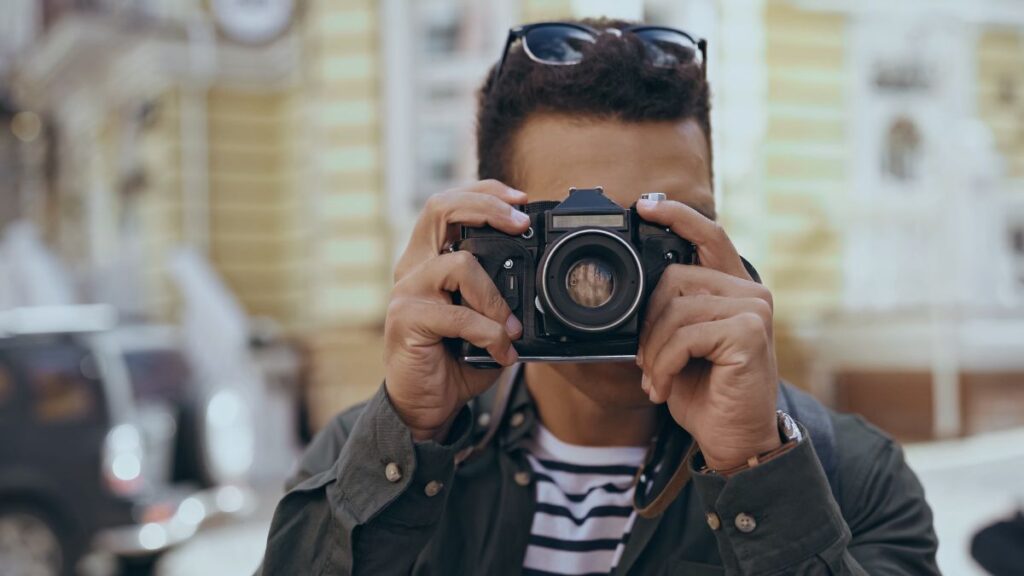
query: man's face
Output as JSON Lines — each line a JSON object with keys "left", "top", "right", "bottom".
{"left": 510, "top": 114, "right": 714, "bottom": 407}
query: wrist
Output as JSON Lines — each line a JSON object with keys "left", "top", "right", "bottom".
{"left": 384, "top": 381, "right": 460, "bottom": 444}
{"left": 409, "top": 419, "right": 455, "bottom": 443}
{"left": 700, "top": 425, "right": 782, "bottom": 471}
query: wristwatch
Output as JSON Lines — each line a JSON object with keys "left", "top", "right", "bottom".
{"left": 699, "top": 410, "right": 803, "bottom": 477}
{"left": 777, "top": 409, "right": 803, "bottom": 444}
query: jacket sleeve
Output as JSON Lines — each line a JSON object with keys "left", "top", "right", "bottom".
{"left": 689, "top": 420, "right": 939, "bottom": 576}
{"left": 258, "top": 384, "right": 474, "bottom": 576}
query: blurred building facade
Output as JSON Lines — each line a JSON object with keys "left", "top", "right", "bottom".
{"left": 2, "top": 0, "right": 1024, "bottom": 437}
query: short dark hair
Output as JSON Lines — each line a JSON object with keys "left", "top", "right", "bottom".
{"left": 475, "top": 18, "right": 711, "bottom": 187}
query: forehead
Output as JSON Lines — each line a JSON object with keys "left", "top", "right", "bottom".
{"left": 508, "top": 115, "right": 714, "bottom": 218}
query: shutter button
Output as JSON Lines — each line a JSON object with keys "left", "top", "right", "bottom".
{"left": 385, "top": 462, "right": 402, "bottom": 483}
{"left": 735, "top": 513, "right": 757, "bottom": 533}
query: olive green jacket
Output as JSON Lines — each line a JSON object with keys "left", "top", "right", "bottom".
{"left": 259, "top": 375, "right": 939, "bottom": 575}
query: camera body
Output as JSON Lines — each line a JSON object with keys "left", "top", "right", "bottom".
{"left": 458, "top": 187, "right": 696, "bottom": 368}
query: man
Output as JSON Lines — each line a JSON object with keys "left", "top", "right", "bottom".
{"left": 260, "top": 18, "right": 938, "bottom": 575}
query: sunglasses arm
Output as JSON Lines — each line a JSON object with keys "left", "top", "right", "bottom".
{"left": 698, "top": 38, "right": 708, "bottom": 80}
{"left": 493, "top": 28, "right": 521, "bottom": 85}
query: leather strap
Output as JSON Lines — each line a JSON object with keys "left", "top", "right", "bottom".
{"left": 454, "top": 364, "right": 522, "bottom": 467}
{"left": 633, "top": 440, "right": 700, "bottom": 519}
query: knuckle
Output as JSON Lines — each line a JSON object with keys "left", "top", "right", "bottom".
{"left": 754, "top": 284, "right": 774, "bottom": 310}
{"left": 477, "top": 179, "right": 505, "bottom": 193}
{"left": 392, "top": 260, "right": 430, "bottom": 294}
{"left": 385, "top": 298, "right": 410, "bottom": 331}
{"left": 749, "top": 297, "right": 773, "bottom": 323}
{"left": 735, "top": 312, "right": 768, "bottom": 342}
{"left": 662, "top": 263, "right": 687, "bottom": 284}
{"left": 672, "top": 325, "right": 694, "bottom": 348}
{"left": 450, "top": 249, "right": 476, "bottom": 268}
{"left": 423, "top": 190, "right": 454, "bottom": 218}
{"left": 710, "top": 222, "right": 729, "bottom": 243}
{"left": 423, "top": 191, "right": 444, "bottom": 213}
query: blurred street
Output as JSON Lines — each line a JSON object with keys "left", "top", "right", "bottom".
{"left": 154, "top": 486, "right": 279, "bottom": 576}
{"left": 1, "top": 0, "right": 1024, "bottom": 575}
{"left": 141, "top": 428, "right": 1024, "bottom": 576}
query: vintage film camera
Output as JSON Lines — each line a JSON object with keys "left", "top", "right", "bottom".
{"left": 457, "top": 187, "right": 697, "bottom": 368}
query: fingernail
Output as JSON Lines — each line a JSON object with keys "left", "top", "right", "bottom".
{"left": 641, "top": 373, "right": 649, "bottom": 393}
{"left": 506, "top": 314, "right": 522, "bottom": 337}
{"left": 508, "top": 187, "right": 527, "bottom": 200}
{"left": 511, "top": 208, "right": 530, "bottom": 225}
{"left": 648, "top": 386, "right": 657, "bottom": 403}
{"left": 637, "top": 199, "right": 656, "bottom": 210}
{"left": 506, "top": 343, "right": 519, "bottom": 364}
{"left": 636, "top": 348, "right": 644, "bottom": 367}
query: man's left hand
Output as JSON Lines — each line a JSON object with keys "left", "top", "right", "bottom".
{"left": 635, "top": 198, "right": 780, "bottom": 471}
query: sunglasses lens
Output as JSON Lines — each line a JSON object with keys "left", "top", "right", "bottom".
{"left": 523, "top": 25, "right": 596, "bottom": 65}
{"left": 633, "top": 29, "right": 703, "bottom": 68}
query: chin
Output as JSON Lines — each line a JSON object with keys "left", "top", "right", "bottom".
{"left": 550, "top": 361, "right": 651, "bottom": 407}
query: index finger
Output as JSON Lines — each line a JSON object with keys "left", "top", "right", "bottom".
{"left": 395, "top": 180, "right": 530, "bottom": 282}
{"left": 635, "top": 198, "right": 750, "bottom": 280}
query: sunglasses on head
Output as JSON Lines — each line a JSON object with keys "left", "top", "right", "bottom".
{"left": 493, "top": 22, "right": 707, "bottom": 87}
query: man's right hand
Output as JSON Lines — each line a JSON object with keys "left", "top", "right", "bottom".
{"left": 385, "top": 180, "right": 530, "bottom": 443}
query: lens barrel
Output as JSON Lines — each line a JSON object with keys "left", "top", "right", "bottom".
{"left": 538, "top": 228, "right": 644, "bottom": 333}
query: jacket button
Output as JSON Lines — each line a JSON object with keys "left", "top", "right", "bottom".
{"left": 477, "top": 412, "right": 491, "bottom": 427}
{"left": 705, "top": 512, "right": 721, "bottom": 531}
{"left": 385, "top": 462, "right": 402, "bottom": 483}
{"left": 509, "top": 412, "right": 525, "bottom": 428}
{"left": 735, "top": 512, "right": 757, "bottom": 533}
{"left": 514, "top": 471, "right": 531, "bottom": 486}
{"left": 424, "top": 481, "right": 444, "bottom": 497}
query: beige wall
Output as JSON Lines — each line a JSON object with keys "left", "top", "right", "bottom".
{"left": 522, "top": 0, "right": 573, "bottom": 21}
{"left": 761, "top": 1, "right": 845, "bottom": 325}
{"left": 758, "top": 1, "right": 847, "bottom": 385}
{"left": 977, "top": 28, "right": 1024, "bottom": 186}
{"left": 206, "top": 88, "right": 308, "bottom": 321}
{"left": 295, "top": 0, "right": 389, "bottom": 328}
{"left": 192, "top": 0, "right": 391, "bottom": 329}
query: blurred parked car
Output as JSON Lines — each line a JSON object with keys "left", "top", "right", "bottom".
{"left": 0, "top": 306, "right": 255, "bottom": 576}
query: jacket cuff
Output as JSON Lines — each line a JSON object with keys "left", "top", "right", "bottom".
{"left": 327, "top": 383, "right": 474, "bottom": 527}
{"left": 689, "top": 427, "right": 850, "bottom": 575}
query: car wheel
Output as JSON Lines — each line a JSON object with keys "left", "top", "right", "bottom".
{"left": 0, "top": 506, "right": 67, "bottom": 576}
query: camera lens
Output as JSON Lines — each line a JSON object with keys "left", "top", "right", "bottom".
{"left": 538, "top": 229, "right": 644, "bottom": 333}
{"left": 566, "top": 257, "right": 614, "bottom": 308}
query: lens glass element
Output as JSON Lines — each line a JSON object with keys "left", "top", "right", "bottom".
{"left": 523, "top": 25, "right": 596, "bottom": 65}
{"left": 565, "top": 257, "right": 615, "bottom": 308}
{"left": 632, "top": 28, "right": 702, "bottom": 68}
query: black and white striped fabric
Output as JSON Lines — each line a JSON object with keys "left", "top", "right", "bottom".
{"left": 521, "top": 424, "right": 647, "bottom": 576}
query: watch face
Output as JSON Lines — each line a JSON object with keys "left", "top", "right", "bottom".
{"left": 211, "top": 0, "right": 295, "bottom": 44}
{"left": 778, "top": 411, "right": 802, "bottom": 443}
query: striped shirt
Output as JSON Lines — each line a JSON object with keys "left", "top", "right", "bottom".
{"left": 521, "top": 424, "right": 647, "bottom": 576}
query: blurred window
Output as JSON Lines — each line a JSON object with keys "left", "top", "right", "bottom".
{"left": 0, "top": 363, "right": 15, "bottom": 421}
{"left": 883, "top": 117, "right": 922, "bottom": 182}
{"left": 22, "top": 344, "right": 102, "bottom": 425}
{"left": 1012, "top": 226, "right": 1024, "bottom": 288}
{"left": 408, "top": 1, "right": 507, "bottom": 208}
{"left": 123, "top": 349, "right": 191, "bottom": 405}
